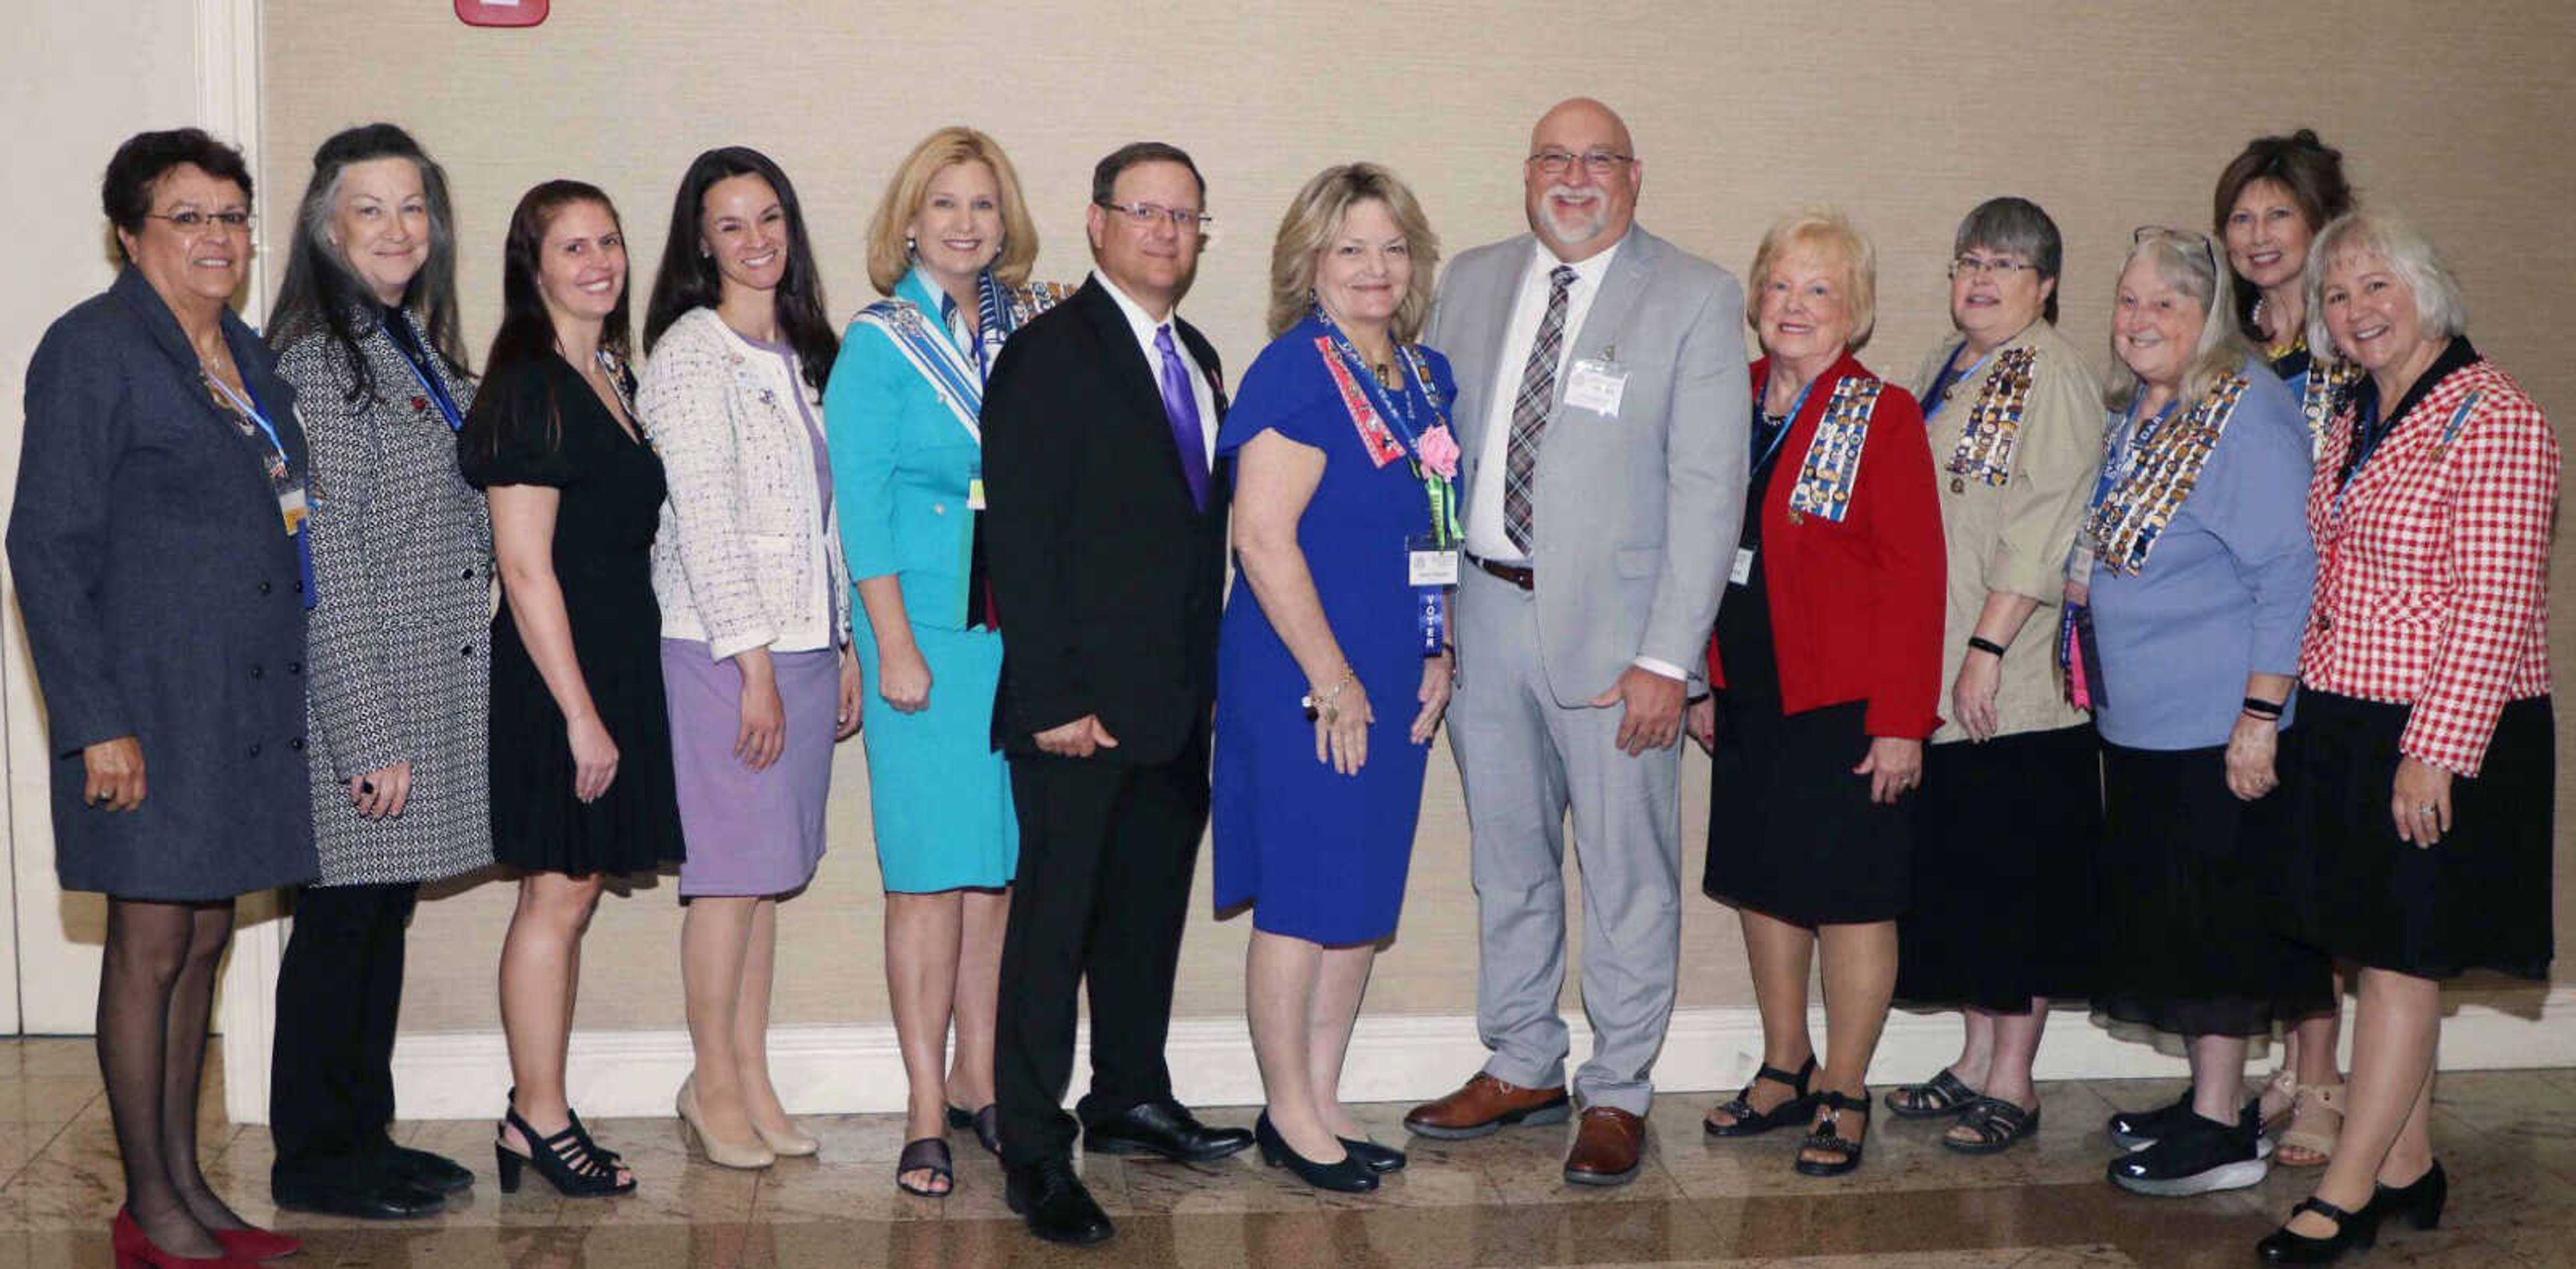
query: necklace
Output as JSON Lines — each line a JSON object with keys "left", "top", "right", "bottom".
{"left": 1372, "top": 362, "right": 1399, "bottom": 390}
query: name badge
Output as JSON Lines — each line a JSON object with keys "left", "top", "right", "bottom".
{"left": 1409, "top": 547, "right": 1460, "bottom": 588}
{"left": 1564, "top": 358, "right": 1627, "bottom": 418}
{"left": 1729, "top": 546, "right": 1754, "bottom": 587}
{"left": 967, "top": 477, "right": 987, "bottom": 511}
{"left": 280, "top": 485, "right": 310, "bottom": 536}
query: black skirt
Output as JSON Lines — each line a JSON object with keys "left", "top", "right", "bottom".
{"left": 2094, "top": 741, "right": 2333, "bottom": 1037}
{"left": 1896, "top": 724, "right": 2102, "bottom": 1012}
{"left": 2277, "top": 690, "right": 2554, "bottom": 981}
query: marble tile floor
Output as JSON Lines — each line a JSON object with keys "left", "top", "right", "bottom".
{"left": 3, "top": 1039, "right": 2574, "bottom": 1267}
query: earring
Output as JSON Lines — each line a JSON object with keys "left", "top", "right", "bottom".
{"left": 905, "top": 235, "right": 917, "bottom": 255}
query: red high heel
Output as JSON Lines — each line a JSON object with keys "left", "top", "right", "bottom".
{"left": 110, "top": 1208, "right": 258, "bottom": 1268}
{"left": 213, "top": 1225, "right": 304, "bottom": 1260}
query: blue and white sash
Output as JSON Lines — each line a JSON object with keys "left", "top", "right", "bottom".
{"left": 854, "top": 272, "right": 1071, "bottom": 444}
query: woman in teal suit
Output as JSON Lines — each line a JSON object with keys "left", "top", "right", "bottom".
{"left": 826, "top": 125, "right": 1067, "bottom": 1198}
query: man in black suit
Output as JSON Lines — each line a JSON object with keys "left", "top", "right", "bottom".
{"left": 980, "top": 141, "right": 1250, "bottom": 1247}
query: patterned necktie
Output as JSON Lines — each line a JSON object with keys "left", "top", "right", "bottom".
{"left": 1503, "top": 265, "right": 1579, "bottom": 552}
{"left": 1156, "top": 324, "right": 1212, "bottom": 511}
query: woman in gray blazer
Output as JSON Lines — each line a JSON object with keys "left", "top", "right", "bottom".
{"left": 7, "top": 128, "right": 314, "bottom": 1266}
{"left": 262, "top": 123, "right": 493, "bottom": 1221}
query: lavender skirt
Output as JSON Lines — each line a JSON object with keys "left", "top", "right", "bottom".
{"left": 661, "top": 640, "right": 836, "bottom": 897}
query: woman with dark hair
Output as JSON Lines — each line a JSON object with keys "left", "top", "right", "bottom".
{"left": 9, "top": 126, "right": 309, "bottom": 1266}
{"left": 262, "top": 121, "right": 491, "bottom": 1221}
{"left": 637, "top": 146, "right": 857, "bottom": 1172}
{"left": 1883, "top": 196, "right": 2105, "bottom": 1157}
{"left": 826, "top": 125, "right": 1067, "bottom": 1196}
{"left": 2213, "top": 129, "right": 2361, "bottom": 1169}
{"left": 460, "top": 179, "right": 682, "bottom": 1198}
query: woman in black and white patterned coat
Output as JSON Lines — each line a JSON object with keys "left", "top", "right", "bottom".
{"left": 262, "top": 124, "right": 494, "bottom": 1219}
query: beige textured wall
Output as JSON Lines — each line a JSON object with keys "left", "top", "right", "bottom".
{"left": 255, "top": 0, "right": 2576, "bottom": 1034}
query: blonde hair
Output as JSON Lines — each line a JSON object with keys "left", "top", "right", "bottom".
{"left": 1266, "top": 162, "right": 1440, "bottom": 341}
{"left": 864, "top": 126, "right": 1038, "bottom": 295}
{"left": 2105, "top": 228, "right": 2250, "bottom": 411}
{"left": 1743, "top": 206, "right": 1878, "bottom": 350}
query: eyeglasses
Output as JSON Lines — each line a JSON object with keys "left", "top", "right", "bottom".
{"left": 2133, "top": 225, "right": 2221, "bottom": 276}
{"left": 1526, "top": 150, "right": 1634, "bottom": 177}
{"left": 1949, "top": 254, "right": 2039, "bottom": 280}
{"left": 1096, "top": 200, "right": 1215, "bottom": 234}
{"left": 144, "top": 210, "right": 254, "bottom": 234}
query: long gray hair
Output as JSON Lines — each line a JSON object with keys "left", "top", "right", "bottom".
{"left": 266, "top": 123, "right": 469, "bottom": 402}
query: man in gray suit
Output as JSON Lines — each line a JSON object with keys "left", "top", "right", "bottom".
{"left": 1402, "top": 97, "right": 1747, "bottom": 1186}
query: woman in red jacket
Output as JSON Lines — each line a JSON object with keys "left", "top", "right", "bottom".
{"left": 1687, "top": 207, "right": 1945, "bottom": 1178}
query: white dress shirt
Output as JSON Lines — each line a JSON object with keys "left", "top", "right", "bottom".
{"left": 1464, "top": 236, "right": 1624, "bottom": 562}
{"left": 1093, "top": 269, "right": 1218, "bottom": 468}
{"left": 1459, "top": 235, "right": 1684, "bottom": 683}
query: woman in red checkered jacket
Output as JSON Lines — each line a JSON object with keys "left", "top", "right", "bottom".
{"left": 2259, "top": 209, "right": 2559, "bottom": 1264}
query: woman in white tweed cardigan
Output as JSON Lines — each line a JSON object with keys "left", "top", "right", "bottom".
{"left": 638, "top": 146, "right": 858, "bottom": 1168}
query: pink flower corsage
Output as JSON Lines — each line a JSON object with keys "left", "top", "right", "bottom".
{"left": 1415, "top": 425, "right": 1462, "bottom": 479}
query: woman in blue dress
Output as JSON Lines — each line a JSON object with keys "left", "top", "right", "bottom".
{"left": 1214, "top": 163, "right": 1456, "bottom": 1194}
{"left": 826, "top": 125, "right": 1068, "bottom": 1198}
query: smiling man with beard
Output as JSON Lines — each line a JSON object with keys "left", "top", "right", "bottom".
{"left": 1401, "top": 97, "right": 1746, "bottom": 1187}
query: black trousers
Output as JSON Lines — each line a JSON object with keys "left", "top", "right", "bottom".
{"left": 269, "top": 880, "right": 418, "bottom": 1177}
{"left": 994, "top": 725, "right": 1210, "bottom": 1168}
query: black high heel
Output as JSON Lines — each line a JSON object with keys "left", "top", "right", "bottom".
{"left": 2366, "top": 1160, "right": 2447, "bottom": 1231}
{"left": 1254, "top": 1112, "right": 1377, "bottom": 1193}
{"left": 2256, "top": 1196, "right": 2378, "bottom": 1264}
{"left": 496, "top": 1098, "right": 637, "bottom": 1198}
{"left": 1338, "top": 1137, "right": 1407, "bottom": 1173}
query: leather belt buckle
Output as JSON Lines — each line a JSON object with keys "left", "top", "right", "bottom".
{"left": 1467, "top": 553, "right": 1534, "bottom": 591}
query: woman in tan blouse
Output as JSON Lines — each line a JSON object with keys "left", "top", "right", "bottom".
{"left": 1882, "top": 197, "right": 2104, "bottom": 1156}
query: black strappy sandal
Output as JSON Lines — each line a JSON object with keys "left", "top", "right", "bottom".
{"left": 896, "top": 1137, "right": 954, "bottom": 1198}
{"left": 1793, "top": 1090, "right": 1872, "bottom": 1177}
{"left": 496, "top": 1097, "right": 636, "bottom": 1197}
{"left": 946, "top": 1103, "right": 1002, "bottom": 1157}
{"left": 1705, "top": 1055, "right": 1820, "bottom": 1138}
{"left": 1885, "top": 1069, "right": 1982, "bottom": 1119}
{"left": 1942, "top": 1096, "right": 2041, "bottom": 1155}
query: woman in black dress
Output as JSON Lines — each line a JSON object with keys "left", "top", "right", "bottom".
{"left": 459, "top": 180, "right": 683, "bottom": 1198}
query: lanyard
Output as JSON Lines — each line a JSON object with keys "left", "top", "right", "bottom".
{"left": 1318, "top": 318, "right": 1460, "bottom": 546}
{"left": 1922, "top": 344, "right": 1990, "bottom": 421}
{"left": 203, "top": 370, "right": 292, "bottom": 472}
{"left": 393, "top": 339, "right": 466, "bottom": 432}
{"left": 1750, "top": 372, "right": 1818, "bottom": 472}
{"left": 2089, "top": 397, "right": 2174, "bottom": 510}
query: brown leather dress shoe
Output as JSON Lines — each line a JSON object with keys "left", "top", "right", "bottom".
{"left": 1563, "top": 1105, "right": 1646, "bottom": 1186}
{"left": 1403, "top": 1072, "right": 1574, "bottom": 1140}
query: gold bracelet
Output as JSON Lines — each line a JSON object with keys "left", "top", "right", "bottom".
{"left": 1301, "top": 668, "right": 1356, "bottom": 723}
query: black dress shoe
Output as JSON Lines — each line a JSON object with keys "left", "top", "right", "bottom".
{"left": 1005, "top": 1157, "right": 1113, "bottom": 1246}
{"left": 273, "top": 1169, "right": 449, "bottom": 1219}
{"left": 2365, "top": 1160, "right": 2446, "bottom": 1232}
{"left": 1082, "top": 1099, "right": 1254, "bottom": 1163}
{"left": 1339, "top": 1136, "right": 1407, "bottom": 1173}
{"left": 375, "top": 1142, "right": 476, "bottom": 1194}
{"left": 2257, "top": 1196, "right": 2379, "bottom": 1264}
{"left": 1253, "top": 1113, "right": 1377, "bottom": 1193}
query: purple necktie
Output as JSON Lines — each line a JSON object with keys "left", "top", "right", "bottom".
{"left": 1155, "top": 324, "right": 1211, "bottom": 511}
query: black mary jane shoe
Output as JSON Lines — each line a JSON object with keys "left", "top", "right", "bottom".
{"left": 1083, "top": 1099, "right": 1255, "bottom": 1162}
{"left": 2257, "top": 1196, "right": 2379, "bottom": 1264}
{"left": 1705, "top": 1054, "right": 1819, "bottom": 1139}
{"left": 2365, "top": 1160, "right": 2447, "bottom": 1232}
{"left": 1338, "top": 1136, "right": 1407, "bottom": 1173}
{"left": 1254, "top": 1112, "right": 1379, "bottom": 1194}
{"left": 1792, "top": 1090, "right": 1871, "bottom": 1178}
{"left": 946, "top": 1103, "right": 1002, "bottom": 1157}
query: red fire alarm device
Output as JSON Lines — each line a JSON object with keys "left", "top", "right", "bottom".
{"left": 456, "top": 0, "right": 548, "bottom": 28}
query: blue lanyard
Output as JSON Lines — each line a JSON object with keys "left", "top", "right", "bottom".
{"left": 2089, "top": 397, "right": 2174, "bottom": 510}
{"left": 1318, "top": 317, "right": 1447, "bottom": 455}
{"left": 389, "top": 324, "right": 466, "bottom": 432}
{"left": 1750, "top": 372, "right": 1817, "bottom": 470}
{"left": 1922, "top": 344, "right": 1989, "bottom": 421}
{"left": 204, "top": 370, "right": 292, "bottom": 470}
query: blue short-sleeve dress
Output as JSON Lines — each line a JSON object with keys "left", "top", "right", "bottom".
{"left": 1211, "top": 316, "right": 1456, "bottom": 945}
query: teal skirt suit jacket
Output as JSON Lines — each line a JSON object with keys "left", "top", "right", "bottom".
{"left": 826, "top": 268, "right": 1017, "bottom": 892}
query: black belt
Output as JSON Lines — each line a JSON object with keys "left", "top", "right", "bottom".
{"left": 1467, "top": 553, "right": 1534, "bottom": 591}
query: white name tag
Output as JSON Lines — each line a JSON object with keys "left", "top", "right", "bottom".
{"left": 1564, "top": 358, "right": 1627, "bottom": 417}
{"left": 1729, "top": 546, "right": 1754, "bottom": 586}
{"left": 1409, "top": 548, "right": 1461, "bottom": 587}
